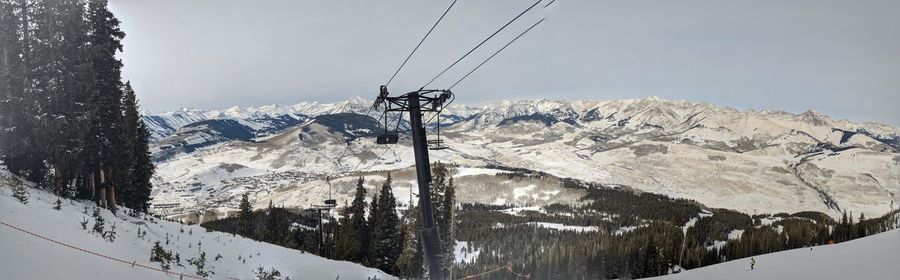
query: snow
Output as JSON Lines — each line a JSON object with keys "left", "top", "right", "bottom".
{"left": 497, "top": 206, "right": 544, "bottom": 216}
{"left": 614, "top": 225, "right": 642, "bottom": 235}
{"left": 652, "top": 229, "right": 900, "bottom": 280}
{"left": 453, "top": 241, "right": 480, "bottom": 264}
{"left": 0, "top": 177, "right": 395, "bottom": 280}
{"left": 728, "top": 229, "right": 745, "bottom": 240}
{"left": 149, "top": 96, "right": 900, "bottom": 222}
{"left": 453, "top": 167, "right": 504, "bottom": 177}
{"left": 527, "top": 222, "right": 599, "bottom": 233}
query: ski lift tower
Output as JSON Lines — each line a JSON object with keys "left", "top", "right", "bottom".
{"left": 374, "top": 85, "right": 452, "bottom": 279}
{"left": 308, "top": 177, "right": 337, "bottom": 256}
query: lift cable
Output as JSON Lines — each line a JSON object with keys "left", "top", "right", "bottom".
{"left": 422, "top": 91, "right": 455, "bottom": 128}
{"left": 385, "top": 0, "right": 459, "bottom": 86}
{"left": 544, "top": 0, "right": 557, "bottom": 8}
{"left": 421, "top": 0, "right": 543, "bottom": 88}
{"left": 325, "top": 105, "right": 374, "bottom": 176}
{"left": 347, "top": 109, "right": 406, "bottom": 175}
{"left": 448, "top": 18, "right": 546, "bottom": 90}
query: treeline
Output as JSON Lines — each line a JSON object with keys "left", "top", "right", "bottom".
{"left": 0, "top": 0, "right": 153, "bottom": 212}
{"left": 708, "top": 209, "right": 900, "bottom": 267}
{"left": 453, "top": 176, "right": 900, "bottom": 279}
{"left": 202, "top": 163, "right": 458, "bottom": 279}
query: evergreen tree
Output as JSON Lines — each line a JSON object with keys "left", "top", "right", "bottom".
{"left": 264, "top": 202, "right": 289, "bottom": 245}
{"left": 0, "top": 0, "right": 24, "bottom": 161}
{"left": 371, "top": 173, "right": 402, "bottom": 274}
{"left": 3, "top": 0, "right": 47, "bottom": 183}
{"left": 396, "top": 202, "right": 424, "bottom": 279}
{"left": 837, "top": 210, "right": 849, "bottom": 242}
{"left": 366, "top": 189, "right": 379, "bottom": 265}
{"left": 336, "top": 177, "right": 368, "bottom": 262}
{"left": 32, "top": 0, "right": 95, "bottom": 193}
{"left": 430, "top": 162, "right": 456, "bottom": 274}
{"left": 237, "top": 193, "right": 252, "bottom": 237}
{"left": 12, "top": 182, "right": 28, "bottom": 204}
{"left": 857, "top": 212, "right": 867, "bottom": 238}
{"left": 123, "top": 82, "right": 154, "bottom": 211}
{"left": 82, "top": 0, "right": 126, "bottom": 208}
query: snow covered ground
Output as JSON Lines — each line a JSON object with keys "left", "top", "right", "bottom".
{"left": 150, "top": 97, "right": 900, "bottom": 222}
{"left": 651, "top": 228, "right": 900, "bottom": 280}
{"left": 0, "top": 173, "right": 395, "bottom": 280}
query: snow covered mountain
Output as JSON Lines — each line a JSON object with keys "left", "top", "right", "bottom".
{"left": 142, "top": 96, "right": 374, "bottom": 142}
{"left": 146, "top": 97, "right": 900, "bottom": 222}
{"left": 0, "top": 167, "right": 395, "bottom": 280}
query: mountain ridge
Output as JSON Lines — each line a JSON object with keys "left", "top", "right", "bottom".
{"left": 145, "top": 96, "right": 900, "bottom": 223}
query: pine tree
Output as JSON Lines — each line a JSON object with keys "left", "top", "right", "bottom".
{"left": 0, "top": 0, "right": 23, "bottom": 160}
{"left": 123, "top": 82, "right": 154, "bottom": 212}
{"left": 264, "top": 201, "right": 288, "bottom": 245}
{"left": 336, "top": 177, "right": 368, "bottom": 262}
{"left": 366, "top": 190, "right": 379, "bottom": 265}
{"left": 371, "top": 173, "right": 401, "bottom": 274}
{"left": 857, "top": 212, "right": 867, "bottom": 238}
{"left": 3, "top": 0, "right": 47, "bottom": 183}
{"left": 396, "top": 203, "right": 424, "bottom": 279}
{"left": 82, "top": 0, "right": 128, "bottom": 208}
{"left": 430, "top": 162, "right": 456, "bottom": 274}
{"left": 237, "top": 193, "right": 253, "bottom": 237}
{"left": 837, "top": 210, "right": 849, "bottom": 242}
{"left": 34, "top": 0, "right": 95, "bottom": 193}
{"left": 12, "top": 182, "right": 28, "bottom": 204}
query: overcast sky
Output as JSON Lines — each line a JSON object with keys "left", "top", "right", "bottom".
{"left": 110, "top": 0, "right": 899, "bottom": 125}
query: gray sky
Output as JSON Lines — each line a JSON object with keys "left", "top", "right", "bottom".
{"left": 110, "top": 0, "right": 899, "bottom": 125}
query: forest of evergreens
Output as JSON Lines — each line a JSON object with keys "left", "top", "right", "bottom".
{"left": 0, "top": 0, "right": 153, "bottom": 212}
{"left": 203, "top": 163, "right": 459, "bottom": 279}
{"left": 204, "top": 165, "right": 900, "bottom": 279}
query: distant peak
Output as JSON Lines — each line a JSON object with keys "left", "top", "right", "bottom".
{"left": 797, "top": 109, "right": 833, "bottom": 126}
{"left": 347, "top": 96, "right": 368, "bottom": 104}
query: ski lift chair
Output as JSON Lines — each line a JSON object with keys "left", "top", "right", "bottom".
{"left": 428, "top": 139, "right": 448, "bottom": 150}
{"left": 377, "top": 133, "right": 399, "bottom": 144}
{"left": 323, "top": 199, "right": 337, "bottom": 206}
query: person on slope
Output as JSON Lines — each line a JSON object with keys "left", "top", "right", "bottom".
{"left": 750, "top": 257, "right": 757, "bottom": 270}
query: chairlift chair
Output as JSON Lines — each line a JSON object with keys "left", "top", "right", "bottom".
{"left": 377, "top": 133, "right": 399, "bottom": 144}
{"left": 322, "top": 177, "right": 337, "bottom": 207}
{"left": 427, "top": 139, "right": 448, "bottom": 150}
{"left": 427, "top": 110, "right": 449, "bottom": 150}
{"left": 376, "top": 98, "right": 400, "bottom": 145}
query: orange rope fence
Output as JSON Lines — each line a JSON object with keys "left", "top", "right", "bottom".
{"left": 0, "top": 220, "right": 239, "bottom": 280}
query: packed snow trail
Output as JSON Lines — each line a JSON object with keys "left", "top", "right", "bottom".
{"left": 0, "top": 177, "right": 396, "bottom": 280}
{"left": 651, "top": 228, "right": 900, "bottom": 280}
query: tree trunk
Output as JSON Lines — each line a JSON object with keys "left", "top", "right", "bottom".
{"left": 107, "top": 168, "right": 116, "bottom": 213}
{"left": 88, "top": 172, "right": 95, "bottom": 197}
{"left": 53, "top": 165, "right": 64, "bottom": 194}
{"left": 98, "top": 169, "right": 106, "bottom": 208}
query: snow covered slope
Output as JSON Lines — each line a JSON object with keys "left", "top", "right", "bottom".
{"left": 0, "top": 170, "right": 395, "bottom": 280}
{"left": 149, "top": 97, "right": 900, "bottom": 220}
{"left": 650, "top": 228, "right": 900, "bottom": 280}
{"left": 143, "top": 97, "right": 375, "bottom": 141}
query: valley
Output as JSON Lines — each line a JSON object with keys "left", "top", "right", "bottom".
{"left": 145, "top": 97, "right": 900, "bottom": 223}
